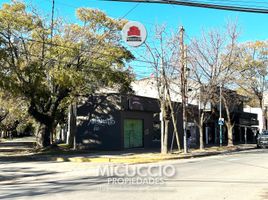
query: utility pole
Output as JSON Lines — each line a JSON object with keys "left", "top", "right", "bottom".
{"left": 219, "top": 83, "right": 223, "bottom": 147}
{"left": 180, "top": 26, "right": 188, "bottom": 153}
{"left": 51, "top": 0, "right": 55, "bottom": 42}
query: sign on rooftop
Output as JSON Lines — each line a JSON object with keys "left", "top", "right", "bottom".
{"left": 122, "top": 21, "right": 147, "bottom": 47}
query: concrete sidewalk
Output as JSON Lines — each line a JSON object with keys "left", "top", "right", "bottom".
{"left": 0, "top": 137, "right": 35, "bottom": 156}
{"left": 0, "top": 137, "right": 257, "bottom": 164}
{"left": 51, "top": 144, "right": 257, "bottom": 164}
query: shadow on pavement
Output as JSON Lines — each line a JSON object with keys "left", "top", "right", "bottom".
{"left": 0, "top": 164, "right": 111, "bottom": 200}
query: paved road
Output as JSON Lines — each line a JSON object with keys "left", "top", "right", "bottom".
{"left": 0, "top": 149, "right": 267, "bottom": 200}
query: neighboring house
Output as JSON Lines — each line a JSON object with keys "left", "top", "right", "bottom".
{"left": 242, "top": 90, "right": 268, "bottom": 132}
{"left": 244, "top": 107, "right": 264, "bottom": 131}
{"left": 132, "top": 78, "right": 259, "bottom": 145}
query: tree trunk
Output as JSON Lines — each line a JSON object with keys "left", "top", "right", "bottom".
{"left": 222, "top": 96, "right": 234, "bottom": 147}
{"left": 199, "top": 112, "right": 205, "bottom": 150}
{"left": 261, "top": 107, "right": 267, "bottom": 131}
{"left": 28, "top": 88, "right": 70, "bottom": 148}
{"left": 258, "top": 97, "right": 266, "bottom": 131}
{"left": 166, "top": 91, "right": 181, "bottom": 151}
{"left": 160, "top": 100, "right": 165, "bottom": 154}
{"left": 50, "top": 127, "right": 54, "bottom": 145}
{"left": 61, "top": 126, "right": 66, "bottom": 143}
{"left": 162, "top": 119, "right": 169, "bottom": 154}
{"left": 28, "top": 102, "right": 56, "bottom": 148}
{"left": 226, "top": 123, "right": 234, "bottom": 146}
{"left": 199, "top": 125, "right": 204, "bottom": 150}
{"left": 66, "top": 104, "right": 77, "bottom": 148}
{"left": 1, "top": 131, "right": 4, "bottom": 138}
{"left": 36, "top": 123, "right": 52, "bottom": 148}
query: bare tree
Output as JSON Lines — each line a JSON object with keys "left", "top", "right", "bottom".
{"left": 136, "top": 25, "right": 182, "bottom": 154}
{"left": 188, "top": 22, "right": 240, "bottom": 147}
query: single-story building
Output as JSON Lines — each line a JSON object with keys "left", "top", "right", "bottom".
{"left": 73, "top": 92, "right": 259, "bottom": 150}
{"left": 75, "top": 93, "right": 198, "bottom": 150}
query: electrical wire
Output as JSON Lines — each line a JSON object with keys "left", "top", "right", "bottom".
{"left": 176, "top": 0, "right": 268, "bottom": 10}
{"left": 196, "top": 0, "right": 268, "bottom": 7}
{"left": 103, "top": 0, "right": 268, "bottom": 13}
{"left": 43, "top": 0, "right": 163, "bottom": 28}
{"left": 0, "top": 0, "right": 179, "bottom": 79}
{"left": 0, "top": 40, "right": 153, "bottom": 79}
{"left": 0, "top": 30, "right": 159, "bottom": 79}
{"left": 120, "top": 3, "right": 140, "bottom": 18}
{"left": 9, "top": 36, "right": 178, "bottom": 69}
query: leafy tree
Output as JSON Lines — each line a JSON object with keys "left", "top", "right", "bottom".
{"left": 237, "top": 41, "right": 268, "bottom": 130}
{"left": 0, "top": 90, "right": 31, "bottom": 137}
{"left": 0, "top": 2, "right": 134, "bottom": 147}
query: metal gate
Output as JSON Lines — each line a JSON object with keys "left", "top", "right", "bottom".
{"left": 124, "top": 119, "right": 143, "bottom": 148}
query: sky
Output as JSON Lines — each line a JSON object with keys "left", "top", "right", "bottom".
{"left": 1, "top": 0, "right": 268, "bottom": 78}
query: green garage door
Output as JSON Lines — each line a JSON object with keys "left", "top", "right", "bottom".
{"left": 124, "top": 119, "right": 143, "bottom": 149}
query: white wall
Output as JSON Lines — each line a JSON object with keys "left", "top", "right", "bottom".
{"left": 244, "top": 107, "right": 263, "bottom": 131}
{"left": 131, "top": 78, "right": 199, "bottom": 105}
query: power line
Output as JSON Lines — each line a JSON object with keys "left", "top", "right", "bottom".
{"left": 0, "top": 29, "right": 170, "bottom": 78}
{"left": 11, "top": 36, "right": 178, "bottom": 69}
{"left": 89, "top": 1, "right": 141, "bottom": 56}
{"left": 120, "top": 3, "right": 140, "bottom": 18}
{"left": 201, "top": 0, "right": 268, "bottom": 7}
{"left": 0, "top": 40, "right": 153, "bottom": 79}
{"left": 43, "top": 0, "right": 160, "bottom": 27}
{"left": 2, "top": 50, "right": 143, "bottom": 77}
{"left": 103, "top": 0, "right": 268, "bottom": 14}
{"left": 177, "top": 0, "right": 268, "bottom": 9}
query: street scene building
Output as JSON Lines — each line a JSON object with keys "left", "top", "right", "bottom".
{"left": 74, "top": 77, "right": 259, "bottom": 150}
{"left": 1, "top": 1, "right": 268, "bottom": 200}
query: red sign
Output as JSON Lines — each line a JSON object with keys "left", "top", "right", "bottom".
{"left": 127, "top": 26, "right": 142, "bottom": 42}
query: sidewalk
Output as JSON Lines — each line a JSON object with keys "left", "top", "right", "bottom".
{"left": 0, "top": 138, "right": 257, "bottom": 163}
{"left": 0, "top": 137, "right": 35, "bottom": 156}
{"left": 50, "top": 144, "right": 257, "bottom": 164}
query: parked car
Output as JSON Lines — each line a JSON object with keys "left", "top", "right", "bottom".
{"left": 257, "top": 131, "right": 268, "bottom": 148}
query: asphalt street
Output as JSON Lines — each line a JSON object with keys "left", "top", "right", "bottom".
{"left": 0, "top": 149, "right": 268, "bottom": 200}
